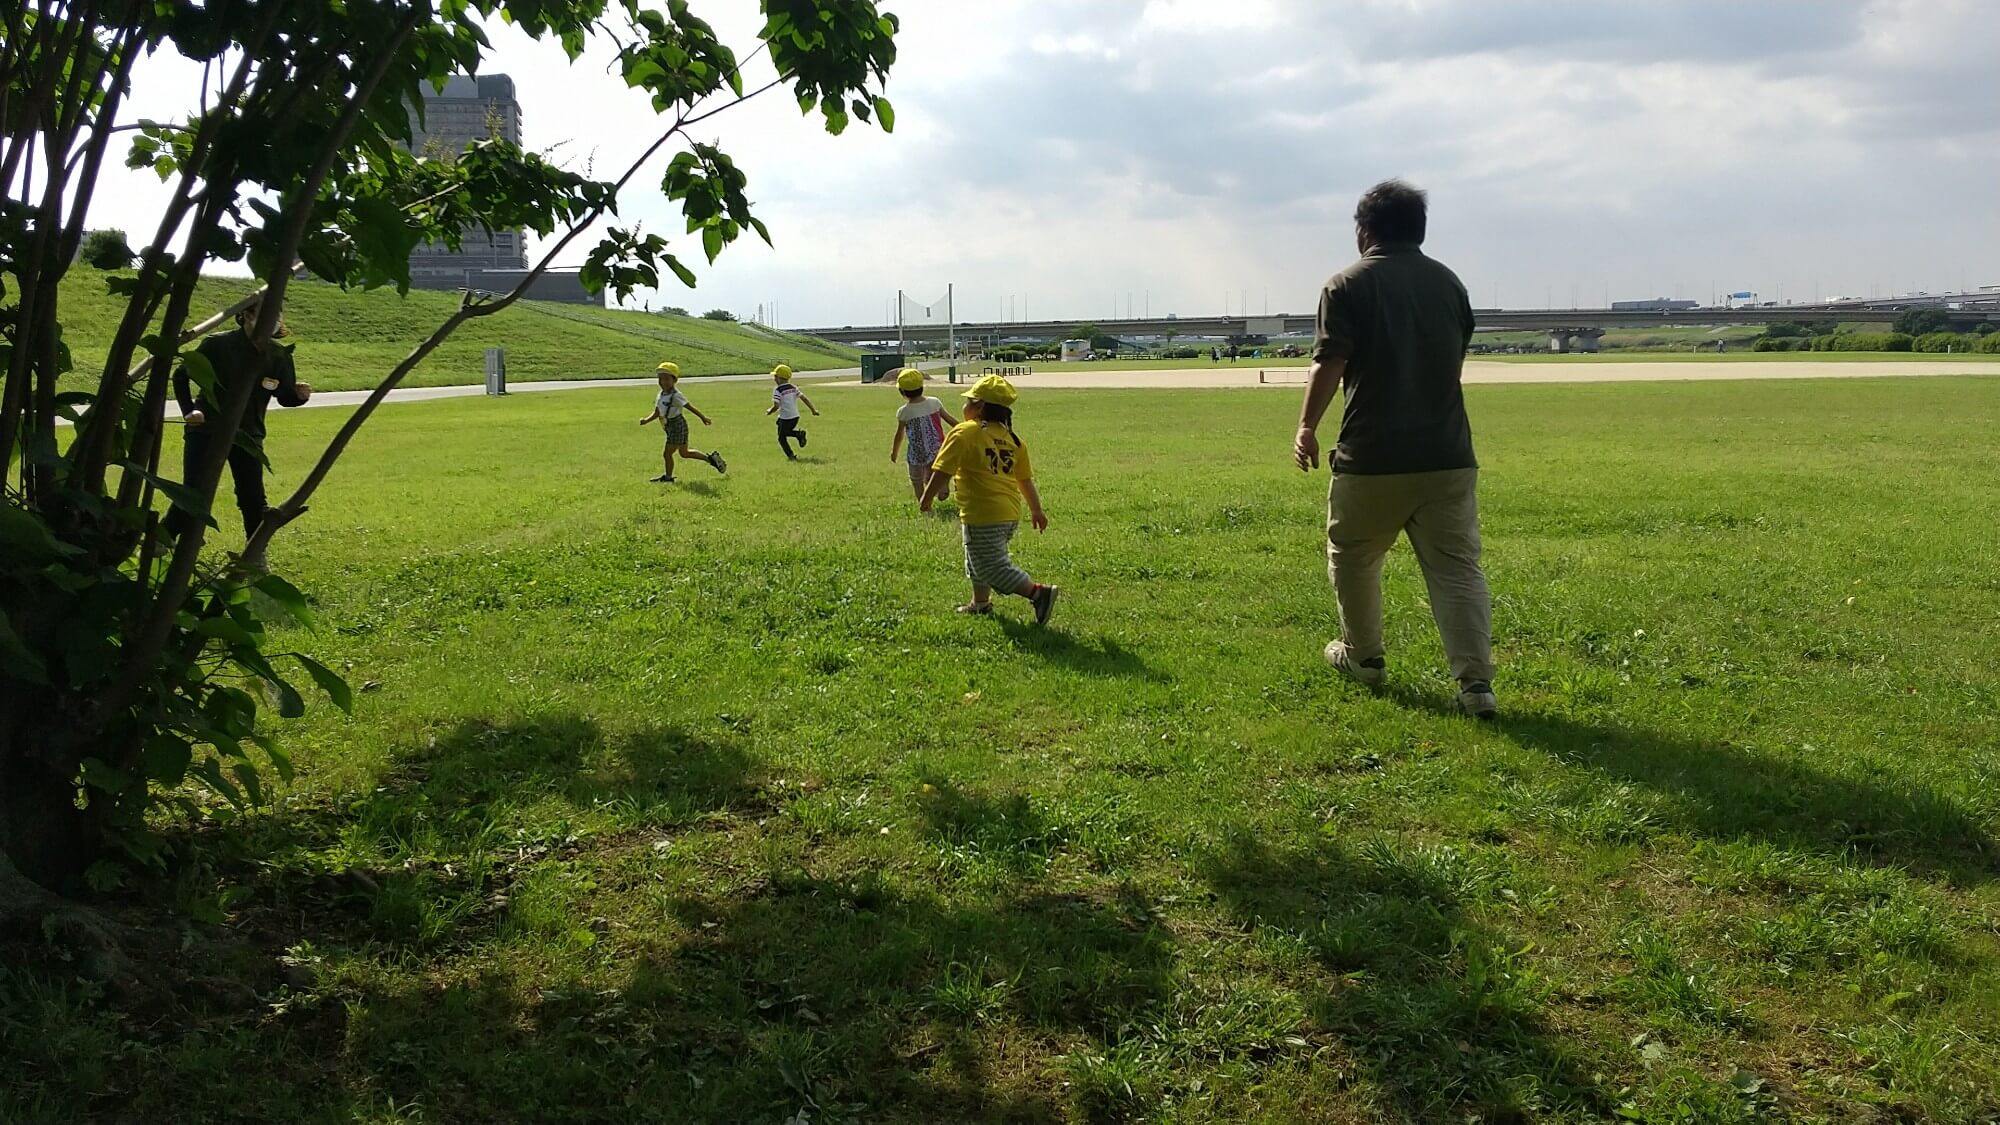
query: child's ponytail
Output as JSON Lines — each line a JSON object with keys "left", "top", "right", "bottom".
{"left": 981, "top": 402, "right": 1021, "bottom": 447}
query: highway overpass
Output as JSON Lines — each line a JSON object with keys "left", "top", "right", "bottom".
{"left": 801, "top": 294, "right": 2000, "bottom": 346}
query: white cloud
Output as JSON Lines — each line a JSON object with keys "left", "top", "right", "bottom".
{"left": 74, "top": 0, "right": 2000, "bottom": 328}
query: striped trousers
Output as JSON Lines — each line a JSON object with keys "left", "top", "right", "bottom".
{"left": 962, "top": 521, "right": 1033, "bottom": 593}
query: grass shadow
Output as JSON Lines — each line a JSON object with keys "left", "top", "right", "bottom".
{"left": 216, "top": 714, "right": 760, "bottom": 949}
{"left": 1387, "top": 684, "right": 1997, "bottom": 883}
{"left": 309, "top": 874, "right": 1170, "bottom": 1122}
{"left": 1201, "top": 830, "right": 1612, "bottom": 1121}
{"left": 996, "top": 617, "right": 1169, "bottom": 682}
{"left": 672, "top": 478, "right": 721, "bottom": 497}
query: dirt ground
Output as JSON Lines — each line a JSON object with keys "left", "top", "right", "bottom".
{"left": 832, "top": 358, "right": 1998, "bottom": 391}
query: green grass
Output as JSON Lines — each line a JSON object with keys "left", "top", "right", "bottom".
{"left": 55, "top": 267, "right": 861, "bottom": 393}
{"left": 9, "top": 376, "right": 2000, "bottom": 1123}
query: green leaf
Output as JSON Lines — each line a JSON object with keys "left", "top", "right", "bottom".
{"left": 251, "top": 732, "right": 294, "bottom": 783}
{"left": 118, "top": 462, "right": 214, "bottom": 526}
{"left": 701, "top": 223, "right": 723, "bottom": 263}
{"left": 78, "top": 757, "right": 134, "bottom": 796}
{"left": 290, "top": 652, "right": 353, "bottom": 714}
{"left": 250, "top": 573, "right": 316, "bottom": 628}
{"left": 0, "top": 612, "right": 49, "bottom": 685}
{"left": 196, "top": 616, "right": 261, "bottom": 645}
{"left": 665, "top": 255, "right": 698, "bottom": 289}
{"left": 873, "top": 96, "right": 895, "bottom": 133}
{"left": 142, "top": 736, "right": 194, "bottom": 785}
{"left": 0, "top": 505, "right": 82, "bottom": 562}
{"left": 190, "top": 758, "right": 246, "bottom": 808}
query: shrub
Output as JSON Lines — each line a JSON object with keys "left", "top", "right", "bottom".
{"left": 660, "top": 306, "right": 689, "bottom": 316}
{"left": 1913, "top": 332, "right": 1974, "bottom": 353}
{"left": 1978, "top": 332, "right": 2000, "bottom": 354}
{"left": 1752, "top": 337, "right": 1808, "bottom": 352}
{"left": 1824, "top": 332, "right": 1913, "bottom": 352}
{"left": 700, "top": 308, "right": 737, "bottom": 321}
{"left": 79, "top": 228, "right": 134, "bottom": 269}
{"left": 1160, "top": 346, "right": 1200, "bottom": 359}
{"left": 991, "top": 347, "right": 1028, "bottom": 362}
{"left": 1974, "top": 323, "right": 1996, "bottom": 337}
{"left": 1892, "top": 308, "right": 1950, "bottom": 336}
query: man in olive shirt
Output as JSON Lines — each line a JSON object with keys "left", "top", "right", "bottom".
{"left": 173, "top": 297, "right": 312, "bottom": 562}
{"left": 1292, "top": 180, "right": 1496, "bottom": 718}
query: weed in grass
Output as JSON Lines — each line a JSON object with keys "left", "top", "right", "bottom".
{"left": 1616, "top": 925, "right": 1749, "bottom": 1031}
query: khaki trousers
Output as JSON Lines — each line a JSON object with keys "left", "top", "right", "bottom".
{"left": 1326, "top": 467, "right": 1494, "bottom": 684}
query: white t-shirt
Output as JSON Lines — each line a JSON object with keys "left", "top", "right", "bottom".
{"left": 896, "top": 397, "right": 948, "bottom": 464}
{"left": 772, "top": 383, "right": 801, "bottom": 420}
{"left": 655, "top": 389, "right": 687, "bottom": 423}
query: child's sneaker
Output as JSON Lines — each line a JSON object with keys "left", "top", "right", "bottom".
{"left": 1029, "top": 584, "right": 1060, "bottom": 626}
{"left": 650, "top": 474, "right": 675, "bottom": 483}
{"left": 1323, "top": 641, "right": 1386, "bottom": 688}
{"left": 709, "top": 452, "right": 727, "bottom": 474}
{"left": 796, "top": 430, "right": 808, "bottom": 447}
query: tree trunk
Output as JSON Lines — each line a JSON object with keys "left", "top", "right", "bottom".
{"left": 0, "top": 742, "right": 101, "bottom": 892}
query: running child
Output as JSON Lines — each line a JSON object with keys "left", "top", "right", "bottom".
{"left": 888, "top": 367, "right": 957, "bottom": 501}
{"left": 919, "top": 374, "right": 1059, "bottom": 624}
{"left": 765, "top": 364, "right": 820, "bottom": 460}
{"left": 637, "top": 362, "right": 726, "bottom": 482}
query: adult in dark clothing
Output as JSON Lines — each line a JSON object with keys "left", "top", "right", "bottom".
{"left": 173, "top": 299, "right": 312, "bottom": 556}
{"left": 1292, "top": 180, "right": 1496, "bottom": 718}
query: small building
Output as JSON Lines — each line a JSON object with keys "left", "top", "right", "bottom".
{"left": 464, "top": 268, "right": 598, "bottom": 305}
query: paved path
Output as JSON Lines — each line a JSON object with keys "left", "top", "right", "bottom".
{"left": 135, "top": 357, "right": 1997, "bottom": 420}
{"left": 822, "top": 359, "right": 1999, "bottom": 391}
{"left": 152, "top": 360, "right": 949, "bottom": 419}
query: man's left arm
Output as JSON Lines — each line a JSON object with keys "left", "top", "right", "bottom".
{"left": 273, "top": 346, "right": 311, "bottom": 407}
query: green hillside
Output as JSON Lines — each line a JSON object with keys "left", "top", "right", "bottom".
{"left": 56, "top": 267, "right": 861, "bottom": 392}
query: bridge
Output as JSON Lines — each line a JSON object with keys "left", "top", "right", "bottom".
{"left": 801, "top": 293, "right": 2000, "bottom": 351}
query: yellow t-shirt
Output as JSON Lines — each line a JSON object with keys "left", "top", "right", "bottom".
{"left": 932, "top": 420, "right": 1033, "bottom": 525}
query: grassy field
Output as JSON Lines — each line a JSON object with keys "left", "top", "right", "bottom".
{"left": 7, "top": 375, "right": 2000, "bottom": 1123}
{"left": 55, "top": 267, "right": 861, "bottom": 393}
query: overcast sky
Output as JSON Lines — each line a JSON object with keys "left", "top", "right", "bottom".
{"left": 96, "top": 0, "right": 1999, "bottom": 326}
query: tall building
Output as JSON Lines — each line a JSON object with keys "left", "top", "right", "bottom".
{"left": 405, "top": 74, "right": 530, "bottom": 289}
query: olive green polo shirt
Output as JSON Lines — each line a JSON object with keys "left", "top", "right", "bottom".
{"left": 1311, "top": 242, "right": 1477, "bottom": 475}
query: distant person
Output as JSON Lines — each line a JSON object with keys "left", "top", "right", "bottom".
{"left": 1292, "top": 179, "right": 1496, "bottom": 718}
{"left": 920, "top": 375, "right": 1058, "bottom": 624}
{"left": 889, "top": 367, "right": 957, "bottom": 502}
{"left": 173, "top": 294, "right": 313, "bottom": 567}
{"left": 1227, "top": 343, "right": 1239, "bottom": 363}
{"left": 766, "top": 364, "right": 820, "bottom": 460}
{"left": 638, "top": 362, "right": 725, "bottom": 482}
{"left": 1210, "top": 346, "right": 1219, "bottom": 363}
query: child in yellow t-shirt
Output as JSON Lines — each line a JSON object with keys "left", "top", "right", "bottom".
{"left": 919, "top": 375, "right": 1059, "bottom": 624}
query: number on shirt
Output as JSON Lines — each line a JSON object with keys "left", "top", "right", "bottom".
{"left": 982, "top": 445, "right": 1015, "bottom": 475}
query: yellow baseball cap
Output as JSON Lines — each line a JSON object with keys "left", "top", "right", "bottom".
{"left": 895, "top": 367, "right": 925, "bottom": 391}
{"left": 962, "top": 373, "right": 1018, "bottom": 407}
{"left": 656, "top": 361, "right": 680, "bottom": 377}
{"left": 771, "top": 364, "right": 793, "bottom": 380}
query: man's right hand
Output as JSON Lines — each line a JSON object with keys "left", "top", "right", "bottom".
{"left": 1293, "top": 426, "right": 1320, "bottom": 471}
{"left": 185, "top": 410, "right": 206, "bottom": 427}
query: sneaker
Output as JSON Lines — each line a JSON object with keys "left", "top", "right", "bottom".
{"left": 1322, "top": 641, "right": 1386, "bottom": 688}
{"left": 1456, "top": 680, "right": 1499, "bottom": 720}
{"left": 796, "top": 430, "right": 808, "bottom": 447}
{"left": 956, "top": 602, "right": 994, "bottom": 615}
{"left": 709, "top": 452, "right": 727, "bottom": 474}
{"left": 650, "top": 474, "right": 674, "bottom": 483}
{"left": 1029, "top": 584, "right": 1060, "bottom": 626}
